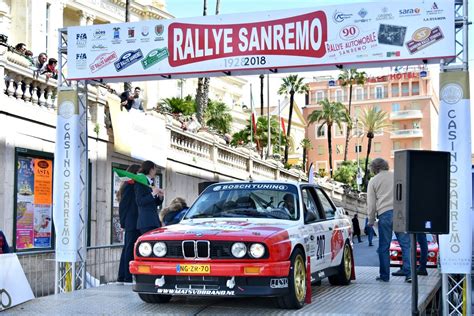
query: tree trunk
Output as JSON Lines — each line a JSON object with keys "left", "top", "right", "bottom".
{"left": 363, "top": 136, "right": 373, "bottom": 191}
{"left": 260, "top": 74, "right": 264, "bottom": 116}
{"left": 327, "top": 123, "right": 333, "bottom": 177}
{"left": 195, "top": 0, "right": 208, "bottom": 124}
{"left": 302, "top": 147, "right": 307, "bottom": 172}
{"left": 284, "top": 91, "right": 295, "bottom": 164}
{"left": 343, "top": 83, "right": 353, "bottom": 161}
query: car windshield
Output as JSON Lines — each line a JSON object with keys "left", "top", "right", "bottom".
{"left": 184, "top": 183, "right": 300, "bottom": 220}
{"left": 391, "top": 233, "right": 434, "bottom": 242}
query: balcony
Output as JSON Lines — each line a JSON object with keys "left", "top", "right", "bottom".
{"left": 390, "top": 110, "right": 423, "bottom": 121}
{"left": 390, "top": 129, "right": 423, "bottom": 139}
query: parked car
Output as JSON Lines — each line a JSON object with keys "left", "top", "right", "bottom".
{"left": 130, "top": 181, "right": 355, "bottom": 309}
{"left": 389, "top": 233, "right": 438, "bottom": 267}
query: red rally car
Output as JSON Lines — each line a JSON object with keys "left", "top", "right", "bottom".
{"left": 390, "top": 233, "right": 439, "bottom": 267}
{"left": 130, "top": 181, "right": 355, "bottom": 309}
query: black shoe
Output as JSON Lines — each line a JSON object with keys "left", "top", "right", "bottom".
{"left": 376, "top": 276, "right": 389, "bottom": 282}
{"left": 405, "top": 276, "right": 412, "bottom": 283}
{"left": 417, "top": 269, "right": 428, "bottom": 276}
{"left": 369, "top": 243, "right": 374, "bottom": 246}
{"left": 392, "top": 269, "right": 407, "bottom": 276}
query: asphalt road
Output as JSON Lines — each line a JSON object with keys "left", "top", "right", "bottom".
{"left": 352, "top": 234, "right": 379, "bottom": 267}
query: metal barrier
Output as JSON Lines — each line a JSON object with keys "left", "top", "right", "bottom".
{"left": 17, "top": 244, "right": 123, "bottom": 298}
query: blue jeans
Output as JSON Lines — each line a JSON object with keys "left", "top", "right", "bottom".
{"left": 417, "top": 233, "right": 428, "bottom": 271}
{"left": 395, "top": 232, "right": 411, "bottom": 276}
{"left": 377, "top": 210, "right": 393, "bottom": 281}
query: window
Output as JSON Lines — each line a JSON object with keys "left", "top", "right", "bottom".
{"left": 316, "top": 91, "right": 325, "bottom": 102}
{"left": 334, "top": 123, "right": 345, "bottom": 137}
{"left": 317, "top": 145, "right": 325, "bottom": 155}
{"left": 410, "top": 103, "right": 421, "bottom": 110}
{"left": 413, "top": 121, "right": 421, "bottom": 129}
{"left": 14, "top": 148, "right": 54, "bottom": 251}
{"left": 375, "top": 86, "right": 384, "bottom": 99}
{"left": 392, "top": 122, "right": 400, "bottom": 130}
{"left": 356, "top": 88, "right": 364, "bottom": 101}
{"left": 391, "top": 84, "right": 399, "bottom": 97}
{"left": 46, "top": 3, "right": 51, "bottom": 52}
{"left": 402, "top": 82, "right": 409, "bottom": 96}
{"left": 315, "top": 188, "right": 336, "bottom": 219}
{"left": 392, "top": 103, "right": 400, "bottom": 112}
{"left": 374, "top": 142, "right": 382, "bottom": 153}
{"left": 336, "top": 144, "right": 343, "bottom": 155}
{"left": 412, "top": 82, "right": 420, "bottom": 95}
{"left": 335, "top": 89, "right": 343, "bottom": 102}
{"left": 301, "top": 188, "right": 321, "bottom": 222}
{"left": 316, "top": 125, "right": 326, "bottom": 138}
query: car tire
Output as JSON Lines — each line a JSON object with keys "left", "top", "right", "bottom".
{"left": 138, "top": 293, "right": 172, "bottom": 304}
{"left": 328, "top": 242, "right": 352, "bottom": 286}
{"left": 276, "top": 248, "right": 306, "bottom": 309}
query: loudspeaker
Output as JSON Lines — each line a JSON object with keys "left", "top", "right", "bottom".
{"left": 393, "top": 150, "right": 450, "bottom": 234}
{"left": 198, "top": 181, "right": 218, "bottom": 195}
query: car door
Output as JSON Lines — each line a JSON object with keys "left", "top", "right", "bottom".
{"left": 300, "top": 186, "right": 331, "bottom": 272}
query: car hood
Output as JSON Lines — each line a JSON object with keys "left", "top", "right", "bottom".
{"left": 139, "top": 219, "right": 291, "bottom": 241}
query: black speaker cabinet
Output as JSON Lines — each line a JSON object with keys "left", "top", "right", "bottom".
{"left": 198, "top": 181, "right": 218, "bottom": 195}
{"left": 393, "top": 150, "right": 450, "bottom": 234}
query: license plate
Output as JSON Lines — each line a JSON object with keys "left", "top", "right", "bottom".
{"left": 176, "top": 264, "right": 211, "bottom": 274}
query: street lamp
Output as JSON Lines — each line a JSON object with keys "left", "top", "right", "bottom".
{"left": 355, "top": 116, "right": 362, "bottom": 191}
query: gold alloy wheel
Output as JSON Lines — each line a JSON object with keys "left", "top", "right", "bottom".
{"left": 293, "top": 254, "right": 306, "bottom": 302}
{"left": 343, "top": 244, "right": 352, "bottom": 279}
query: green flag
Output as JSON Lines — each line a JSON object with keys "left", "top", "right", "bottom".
{"left": 113, "top": 168, "right": 150, "bottom": 187}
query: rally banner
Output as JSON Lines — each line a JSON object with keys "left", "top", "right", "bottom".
{"left": 67, "top": 1, "right": 454, "bottom": 82}
{"left": 438, "top": 71, "right": 472, "bottom": 274}
{"left": 53, "top": 88, "right": 81, "bottom": 262}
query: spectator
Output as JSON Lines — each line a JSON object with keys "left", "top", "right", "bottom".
{"left": 117, "top": 164, "right": 141, "bottom": 284}
{"left": 24, "top": 50, "right": 34, "bottom": 65}
{"left": 34, "top": 53, "right": 48, "bottom": 72}
{"left": 352, "top": 214, "right": 362, "bottom": 243}
{"left": 0, "top": 230, "right": 10, "bottom": 254}
{"left": 186, "top": 113, "right": 201, "bottom": 133}
{"left": 120, "top": 89, "right": 134, "bottom": 111}
{"left": 135, "top": 160, "right": 164, "bottom": 234}
{"left": 160, "top": 197, "right": 188, "bottom": 226}
{"left": 14, "top": 43, "right": 26, "bottom": 55}
{"left": 131, "top": 87, "right": 144, "bottom": 111}
{"left": 41, "top": 58, "right": 58, "bottom": 79}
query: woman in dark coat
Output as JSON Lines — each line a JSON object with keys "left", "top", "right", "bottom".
{"left": 352, "top": 214, "right": 362, "bottom": 243}
{"left": 135, "top": 160, "right": 164, "bottom": 234}
{"left": 117, "top": 164, "right": 140, "bottom": 283}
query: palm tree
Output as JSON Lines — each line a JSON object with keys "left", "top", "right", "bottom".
{"left": 338, "top": 68, "right": 367, "bottom": 161}
{"left": 307, "top": 99, "right": 346, "bottom": 177}
{"left": 231, "top": 116, "right": 285, "bottom": 154}
{"left": 204, "top": 100, "right": 232, "bottom": 134}
{"left": 360, "top": 106, "right": 389, "bottom": 190}
{"left": 300, "top": 138, "right": 313, "bottom": 172}
{"left": 278, "top": 75, "right": 309, "bottom": 164}
{"left": 159, "top": 96, "right": 196, "bottom": 115}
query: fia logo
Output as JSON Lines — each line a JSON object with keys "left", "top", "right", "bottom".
{"left": 76, "top": 53, "right": 87, "bottom": 60}
{"left": 128, "top": 27, "right": 135, "bottom": 38}
{"left": 76, "top": 33, "right": 87, "bottom": 48}
{"left": 76, "top": 53, "right": 87, "bottom": 69}
{"left": 113, "top": 27, "right": 120, "bottom": 40}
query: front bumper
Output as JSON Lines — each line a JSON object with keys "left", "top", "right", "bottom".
{"left": 130, "top": 260, "right": 291, "bottom": 297}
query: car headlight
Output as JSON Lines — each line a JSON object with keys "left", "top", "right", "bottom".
{"left": 428, "top": 251, "right": 436, "bottom": 258}
{"left": 249, "top": 243, "right": 265, "bottom": 258}
{"left": 231, "top": 242, "right": 247, "bottom": 258}
{"left": 390, "top": 251, "right": 398, "bottom": 256}
{"left": 153, "top": 242, "right": 167, "bottom": 257}
{"left": 138, "top": 242, "right": 152, "bottom": 257}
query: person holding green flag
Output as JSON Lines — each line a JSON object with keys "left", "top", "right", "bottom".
{"left": 134, "top": 161, "right": 164, "bottom": 234}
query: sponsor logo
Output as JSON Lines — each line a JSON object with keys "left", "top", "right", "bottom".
{"left": 128, "top": 27, "right": 135, "bottom": 38}
{"left": 399, "top": 8, "right": 421, "bottom": 17}
{"left": 93, "top": 29, "right": 106, "bottom": 40}
{"left": 386, "top": 51, "right": 401, "bottom": 57}
{"left": 441, "top": 83, "right": 463, "bottom": 104}
{"left": 339, "top": 25, "right": 359, "bottom": 41}
{"left": 76, "top": 33, "right": 87, "bottom": 48}
{"left": 89, "top": 52, "right": 118, "bottom": 73}
{"left": 91, "top": 44, "right": 107, "bottom": 51}
{"left": 376, "top": 7, "right": 394, "bottom": 21}
{"left": 155, "top": 24, "right": 164, "bottom": 36}
{"left": 141, "top": 26, "right": 149, "bottom": 37}
{"left": 423, "top": 16, "right": 446, "bottom": 21}
{"left": 427, "top": 2, "right": 443, "bottom": 15}
{"left": 38, "top": 160, "right": 49, "bottom": 168}
{"left": 326, "top": 32, "right": 377, "bottom": 56}
{"left": 406, "top": 26, "right": 444, "bottom": 54}
{"left": 141, "top": 47, "right": 169, "bottom": 69}
{"left": 114, "top": 49, "right": 143, "bottom": 71}
{"left": 75, "top": 53, "right": 87, "bottom": 69}
{"left": 59, "top": 101, "right": 75, "bottom": 119}
{"left": 113, "top": 27, "right": 120, "bottom": 39}
{"left": 333, "top": 11, "right": 352, "bottom": 23}
{"left": 270, "top": 278, "right": 288, "bottom": 289}
{"left": 358, "top": 8, "right": 367, "bottom": 18}
{"left": 156, "top": 288, "right": 235, "bottom": 296}
{"left": 212, "top": 183, "right": 289, "bottom": 191}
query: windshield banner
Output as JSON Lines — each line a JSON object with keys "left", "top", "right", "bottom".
{"left": 67, "top": 1, "right": 454, "bottom": 82}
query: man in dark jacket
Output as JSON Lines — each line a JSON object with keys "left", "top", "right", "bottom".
{"left": 0, "top": 230, "right": 10, "bottom": 254}
{"left": 352, "top": 214, "right": 362, "bottom": 243}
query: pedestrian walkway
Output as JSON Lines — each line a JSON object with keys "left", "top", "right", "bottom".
{"left": 6, "top": 267, "right": 440, "bottom": 315}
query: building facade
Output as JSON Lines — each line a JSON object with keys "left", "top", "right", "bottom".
{"left": 303, "top": 69, "right": 439, "bottom": 174}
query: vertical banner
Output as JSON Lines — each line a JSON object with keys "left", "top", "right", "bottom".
{"left": 53, "top": 88, "right": 81, "bottom": 262}
{"left": 438, "top": 71, "right": 472, "bottom": 273}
